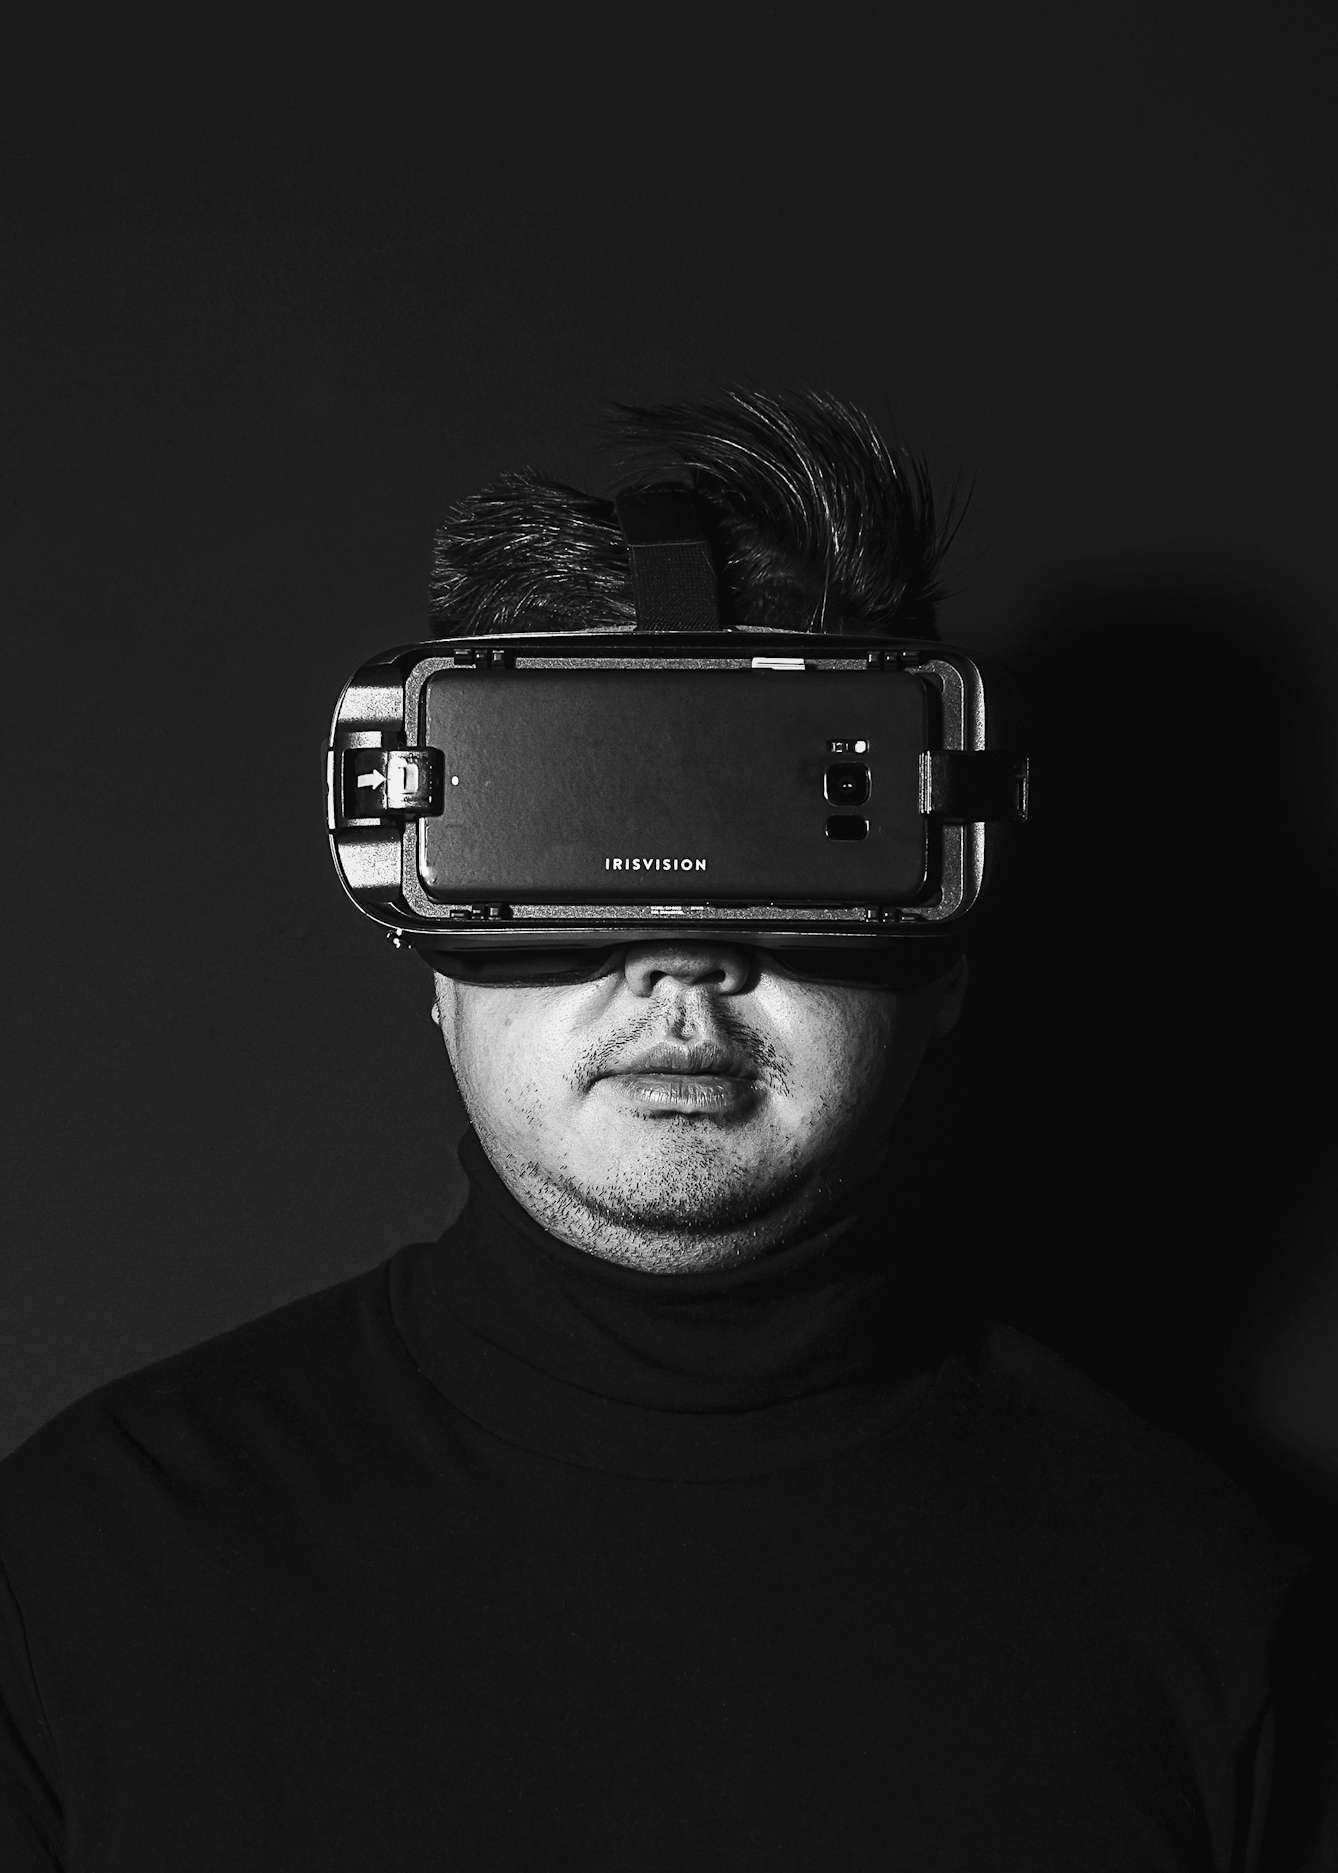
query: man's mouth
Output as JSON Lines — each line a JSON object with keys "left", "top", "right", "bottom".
{"left": 596, "top": 1041, "right": 760, "bottom": 1117}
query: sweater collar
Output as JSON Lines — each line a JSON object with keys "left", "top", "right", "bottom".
{"left": 389, "top": 1130, "right": 975, "bottom": 1480}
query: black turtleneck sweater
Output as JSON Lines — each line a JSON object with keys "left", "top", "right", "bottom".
{"left": 0, "top": 1134, "right": 1331, "bottom": 1870}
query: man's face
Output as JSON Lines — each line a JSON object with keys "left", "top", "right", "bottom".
{"left": 433, "top": 943, "right": 966, "bottom": 1271}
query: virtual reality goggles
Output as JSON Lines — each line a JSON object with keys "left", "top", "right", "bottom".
{"left": 327, "top": 489, "right": 1028, "bottom": 988}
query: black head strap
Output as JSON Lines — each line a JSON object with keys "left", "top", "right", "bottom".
{"left": 614, "top": 484, "right": 722, "bottom": 632}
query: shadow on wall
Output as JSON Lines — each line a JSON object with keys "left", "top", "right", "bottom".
{"left": 897, "top": 566, "right": 1338, "bottom": 1550}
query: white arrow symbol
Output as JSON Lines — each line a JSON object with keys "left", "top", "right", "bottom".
{"left": 356, "top": 768, "right": 386, "bottom": 790}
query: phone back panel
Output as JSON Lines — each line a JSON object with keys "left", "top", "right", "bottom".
{"left": 417, "top": 667, "right": 928, "bottom": 902}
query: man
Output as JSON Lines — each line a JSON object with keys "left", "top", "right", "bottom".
{"left": 0, "top": 392, "right": 1331, "bottom": 1869}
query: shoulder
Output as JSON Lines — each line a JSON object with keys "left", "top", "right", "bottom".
{"left": 959, "top": 1322, "right": 1305, "bottom": 1629}
{"left": 973, "top": 1321, "right": 1263, "bottom": 1504}
{"left": 0, "top": 1257, "right": 413, "bottom": 1561}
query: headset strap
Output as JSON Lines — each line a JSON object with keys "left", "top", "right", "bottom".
{"left": 614, "top": 485, "right": 722, "bottom": 632}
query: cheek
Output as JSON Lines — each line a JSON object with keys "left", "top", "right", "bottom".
{"left": 447, "top": 990, "right": 581, "bottom": 1140}
{"left": 813, "top": 1006, "right": 898, "bottom": 1121}
{"left": 446, "top": 995, "right": 524, "bottom": 1117}
{"left": 760, "top": 988, "right": 899, "bottom": 1128}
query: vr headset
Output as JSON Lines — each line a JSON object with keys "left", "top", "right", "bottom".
{"left": 327, "top": 488, "right": 1028, "bottom": 988}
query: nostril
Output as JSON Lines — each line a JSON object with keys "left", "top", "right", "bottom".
{"left": 622, "top": 942, "right": 757, "bottom": 995}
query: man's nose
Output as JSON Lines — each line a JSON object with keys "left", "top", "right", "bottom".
{"left": 622, "top": 942, "right": 755, "bottom": 998}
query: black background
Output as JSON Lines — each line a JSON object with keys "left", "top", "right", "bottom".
{"left": 4, "top": 6, "right": 1336, "bottom": 1549}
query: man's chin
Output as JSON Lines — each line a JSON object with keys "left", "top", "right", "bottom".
{"left": 555, "top": 1128, "right": 807, "bottom": 1238}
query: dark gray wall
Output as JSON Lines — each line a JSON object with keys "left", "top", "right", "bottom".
{"left": 4, "top": 9, "right": 1336, "bottom": 1543}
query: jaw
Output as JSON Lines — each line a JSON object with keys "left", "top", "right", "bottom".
{"left": 477, "top": 1092, "right": 891, "bottom": 1273}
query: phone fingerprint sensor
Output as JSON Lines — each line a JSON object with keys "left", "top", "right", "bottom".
{"left": 825, "top": 816, "right": 869, "bottom": 841}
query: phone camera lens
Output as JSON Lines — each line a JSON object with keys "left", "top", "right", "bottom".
{"left": 825, "top": 761, "right": 870, "bottom": 805}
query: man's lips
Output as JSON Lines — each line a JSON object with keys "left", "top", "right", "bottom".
{"left": 594, "top": 1040, "right": 760, "bottom": 1115}
{"left": 604, "top": 1040, "right": 755, "bottom": 1078}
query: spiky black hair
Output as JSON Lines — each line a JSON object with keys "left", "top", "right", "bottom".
{"left": 428, "top": 390, "right": 960, "bottom": 639}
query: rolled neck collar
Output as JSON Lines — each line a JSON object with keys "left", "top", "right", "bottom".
{"left": 389, "top": 1130, "right": 976, "bottom": 1480}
